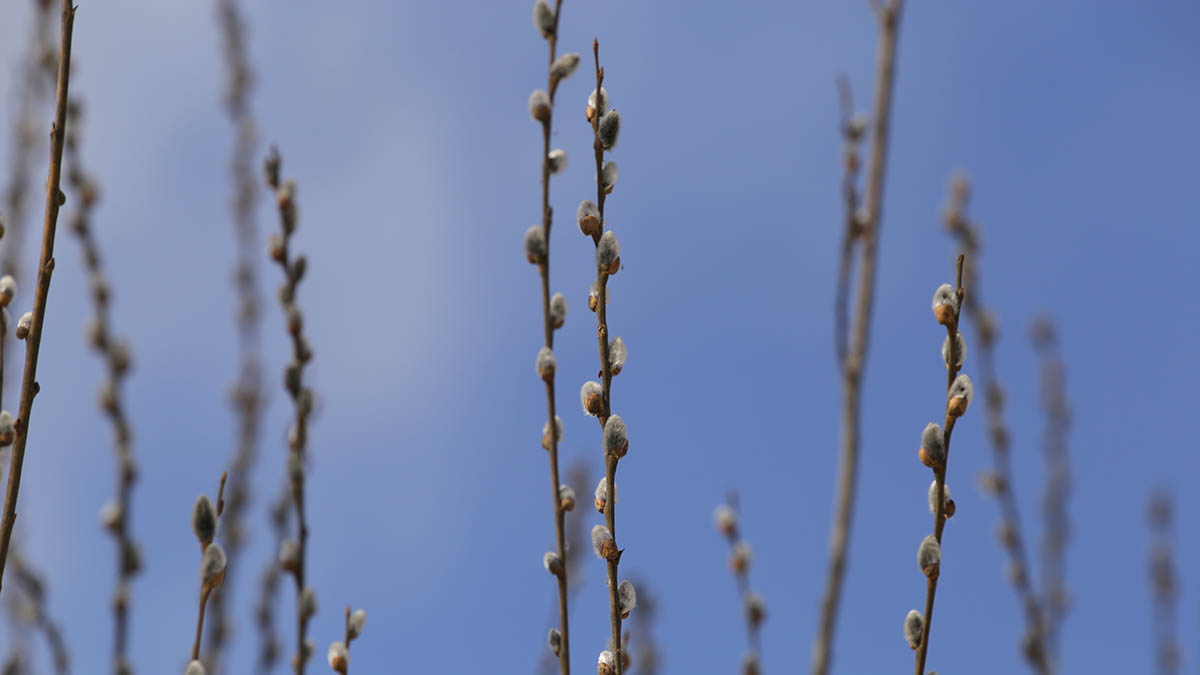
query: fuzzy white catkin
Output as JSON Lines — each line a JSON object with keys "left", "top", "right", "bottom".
{"left": 949, "top": 373, "right": 973, "bottom": 403}
{"left": 184, "top": 660, "right": 206, "bottom": 675}
{"left": 608, "top": 336, "right": 627, "bottom": 374}
{"left": 577, "top": 199, "right": 600, "bottom": 231}
{"left": 550, "top": 293, "right": 568, "bottom": 327}
{"left": 279, "top": 538, "right": 300, "bottom": 568}
{"left": 559, "top": 484, "right": 575, "bottom": 506}
{"left": 548, "top": 628, "right": 562, "bottom": 656}
{"left": 931, "top": 283, "right": 957, "bottom": 311}
{"left": 524, "top": 225, "right": 547, "bottom": 263}
{"left": 598, "top": 109, "right": 621, "bottom": 150}
{"left": 192, "top": 495, "right": 216, "bottom": 545}
{"left": 300, "top": 586, "right": 317, "bottom": 618}
{"left": 588, "top": 281, "right": 610, "bottom": 307}
{"left": 99, "top": 499, "right": 122, "bottom": 531}
{"left": 598, "top": 650, "right": 616, "bottom": 669}
{"left": 548, "top": 148, "right": 567, "bottom": 174}
{"left": 591, "top": 524, "right": 614, "bottom": 559}
{"left": 731, "top": 541, "right": 752, "bottom": 571}
{"left": 543, "top": 415, "right": 563, "bottom": 444}
{"left": 536, "top": 346, "right": 556, "bottom": 379}
{"left": 594, "top": 476, "right": 617, "bottom": 507}
{"left": 596, "top": 231, "right": 620, "bottom": 272}
{"left": 921, "top": 422, "right": 945, "bottom": 463}
{"left": 603, "top": 414, "right": 628, "bottom": 456}
{"left": 617, "top": 579, "right": 637, "bottom": 617}
{"left": 201, "top": 543, "right": 227, "bottom": 585}
{"left": 0, "top": 275, "right": 15, "bottom": 306}
{"left": 928, "top": 480, "right": 951, "bottom": 515}
{"left": 580, "top": 381, "right": 603, "bottom": 415}
{"left": 551, "top": 52, "right": 580, "bottom": 80}
{"left": 532, "top": 0, "right": 555, "bottom": 38}
{"left": 543, "top": 551, "right": 563, "bottom": 576}
{"left": 0, "top": 411, "right": 14, "bottom": 446}
{"left": 904, "top": 609, "right": 924, "bottom": 649}
{"left": 348, "top": 609, "right": 367, "bottom": 638}
{"left": 713, "top": 504, "right": 737, "bottom": 533}
{"left": 600, "top": 161, "right": 618, "bottom": 192}
{"left": 327, "top": 641, "right": 349, "bottom": 670}
{"left": 588, "top": 88, "right": 609, "bottom": 118}
{"left": 15, "top": 312, "right": 31, "bottom": 340}
{"left": 917, "top": 535, "right": 941, "bottom": 571}
{"left": 529, "top": 89, "right": 551, "bottom": 122}
{"left": 941, "top": 332, "right": 966, "bottom": 368}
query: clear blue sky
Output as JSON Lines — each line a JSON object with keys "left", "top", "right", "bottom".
{"left": 0, "top": 0, "right": 1198, "bottom": 673}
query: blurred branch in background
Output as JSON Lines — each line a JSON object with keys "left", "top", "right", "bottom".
{"left": 6, "top": 552, "right": 69, "bottom": 674}
{"left": 623, "top": 576, "right": 660, "bottom": 675}
{"left": 714, "top": 494, "right": 766, "bottom": 675}
{"left": 1147, "top": 493, "right": 1180, "bottom": 675}
{"left": 812, "top": 2, "right": 905, "bottom": 673}
{"left": 255, "top": 488, "right": 291, "bottom": 674}
{"left": 538, "top": 463, "right": 590, "bottom": 675}
{"left": 206, "top": 1, "right": 265, "bottom": 670}
{"left": 1030, "top": 318, "right": 1071, "bottom": 670}
{"left": 942, "top": 175, "right": 1055, "bottom": 673}
{"left": 65, "top": 90, "right": 142, "bottom": 675}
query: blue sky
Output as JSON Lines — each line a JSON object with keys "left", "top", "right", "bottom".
{"left": 0, "top": 0, "right": 1198, "bottom": 673}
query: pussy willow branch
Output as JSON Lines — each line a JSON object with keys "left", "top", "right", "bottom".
{"left": 9, "top": 552, "right": 69, "bottom": 673}
{"left": 721, "top": 494, "right": 765, "bottom": 671}
{"left": 255, "top": 488, "right": 291, "bottom": 674}
{"left": 0, "top": 0, "right": 76, "bottom": 599}
{"left": 942, "top": 176, "right": 1051, "bottom": 673}
{"left": 193, "top": 474, "right": 228, "bottom": 662}
{"left": 207, "top": 1, "right": 264, "bottom": 669}
{"left": 534, "top": 2, "right": 571, "bottom": 672}
{"left": 811, "top": 2, "right": 904, "bottom": 673}
{"left": 914, "top": 256, "right": 964, "bottom": 675}
{"left": 539, "top": 464, "right": 590, "bottom": 675}
{"left": 265, "top": 149, "right": 315, "bottom": 674}
{"left": 626, "top": 577, "right": 660, "bottom": 675}
{"left": 1031, "top": 319, "right": 1070, "bottom": 668}
{"left": 588, "top": 39, "right": 624, "bottom": 675}
{"left": 832, "top": 74, "right": 861, "bottom": 370}
{"left": 64, "top": 96, "right": 141, "bottom": 675}
{"left": 1147, "top": 493, "right": 1179, "bottom": 675}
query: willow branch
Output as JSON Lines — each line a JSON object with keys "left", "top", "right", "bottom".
{"left": 811, "top": 2, "right": 904, "bottom": 673}
{"left": 1032, "top": 319, "right": 1070, "bottom": 668}
{"left": 0, "top": 0, "right": 76, "bottom": 599}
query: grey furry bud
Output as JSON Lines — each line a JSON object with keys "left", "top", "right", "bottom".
{"left": 932, "top": 283, "right": 958, "bottom": 325}
{"left": 0, "top": 275, "right": 15, "bottom": 307}
{"left": 550, "top": 293, "right": 568, "bottom": 328}
{"left": 600, "top": 161, "right": 618, "bottom": 194}
{"left": 919, "top": 422, "right": 945, "bottom": 469}
{"left": 327, "top": 641, "right": 348, "bottom": 672}
{"left": 596, "top": 231, "right": 620, "bottom": 274}
{"left": 543, "top": 551, "right": 564, "bottom": 577}
{"left": 729, "top": 541, "right": 751, "bottom": 575}
{"left": 288, "top": 452, "right": 304, "bottom": 486}
{"left": 577, "top": 199, "right": 601, "bottom": 237}
{"left": 904, "top": 609, "right": 924, "bottom": 649}
{"left": 588, "top": 281, "right": 610, "bottom": 312}
{"left": 598, "top": 110, "right": 621, "bottom": 150}
{"left": 192, "top": 495, "right": 216, "bottom": 546}
{"left": 591, "top": 524, "right": 617, "bottom": 559}
{"left": 917, "top": 534, "right": 941, "bottom": 576}
{"left": 300, "top": 586, "right": 317, "bottom": 618}
{"left": 559, "top": 484, "right": 576, "bottom": 511}
{"left": 548, "top": 628, "right": 562, "bottom": 656}
{"left": 941, "top": 331, "right": 966, "bottom": 369}
{"left": 608, "top": 337, "right": 626, "bottom": 375}
{"left": 524, "top": 225, "right": 547, "bottom": 264}
{"left": 536, "top": 346, "right": 557, "bottom": 382}
{"left": 533, "top": 0, "right": 555, "bottom": 38}
{"left": 713, "top": 504, "right": 737, "bottom": 537}
{"left": 581, "top": 381, "right": 603, "bottom": 416}
{"left": 617, "top": 579, "right": 636, "bottom": 618}
{"left": 279, "top": 538, "right": 300, "bottom": 572}
{"left": 529, "top": 89, "right": 552, "bottom": 123}
{"left": 15, "top": 312, "right": 31, "bottom": 340}
{"left": 542, "top": 415, "right": 563, "bottom": 450}
{"left": 594, "top": 476, "right": 616, "bottom": 513}
{"left": 597, "top": 650, "right": 616, "bottom": 675}
{"left": 185, "top": 660, "right": 207, "bottom": 675}
{"left": 947, "top": 373, "right": 973, "bottom": 417}
{"left": 551, "top": 53, "right": 580, "bottom": 81}
{"left": 348, "top": 609, "right": 367, "bottom": 638}
{"left": 587, "top": 88, "right": 609, "bottom": 121}
{"left": 201, "top": 543, "right": 227, "bottom": 587}
{"left": 928, "top": 480, "right": 951, "bottom": 515}
{"left": 742, "top": 649, "right": 761, "bottom": 675}
{"left": 99, "top": 499, "right": 122, "bottom": 532}
{"left": 603, "top": 414, "right": 628, "bottom": 457}
{"left": 548, "top": 149, "right": 567, "bottom": 174}
{"left": 847, "top": 113, "right": 868, "bottom": 140}
{"left": 745, "top": 591, "right": 766, "bottom": 627}
{"left": 0, "top": 411, "right": 14, "bottom": 446}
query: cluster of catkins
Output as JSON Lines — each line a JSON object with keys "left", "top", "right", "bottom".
{"left": 0, "top": 274, "right": 25, "bottom": 447}
{"left": 713, "top": 504, "right": 767, "bottom": 675}
{"left": 903, "top": 282, "right": 974, "bottom": 664}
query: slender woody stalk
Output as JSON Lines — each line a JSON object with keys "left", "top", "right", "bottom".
{"left": 1032, "top": 319, "right": 1070, "bottom": 668}
{"left": 812, "top": 2, "right": 904, "bottom": 673}
{"left": 193, "top": 473, "right": 229, "bottom": 663}
{"left": 533, "top": 2, "right": 571, "bottom": 672}
{"left": 942, "top": 176, "right": 1052, "bottom": 673}
{"left": 255, "top": 488, "right": 291, "bottom": 673}
{"left": 9, "top": 551, "right": 69, "bottom": 673}
{"left": 913, "top": 256, "right": 966, "bottom": 675}
{"left": 0, "top": 0, "right": 77, "bottom": 598}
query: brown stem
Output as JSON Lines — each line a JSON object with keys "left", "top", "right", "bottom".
{"left": 0, "top": 0, "right": 76, "bottom": 599}
{"left": 193, "top": 586, "right": 214, "bottom": 661}
{"left": 811, "top": 3, "right": 904, "bottom": 673}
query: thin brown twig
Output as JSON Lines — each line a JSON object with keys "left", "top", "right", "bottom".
{"left": 265, "top": 149, "right": 316, "bottom": 674}
{"left": 716, "top": 494, "right": 766, "bottom": 674}
{"left": 8, "top": 552, "right": 69, "bottom": 673}
{"left": 207, "top": 1, "right": 264, "bottom": 669}
{"left": 0, "top": 0, "right": 77, "bottom": 599}
{"left": 833, "top": 74, "right": 863, "bottom": 369}
{"left": 913, "top": 256, "right": 966, "bottom": 675}
{"left": 533, "top": 2, "right": 571, "bottom": 672}
{"left": 64, "top": 95, "right": 142, "bottom": 675}
{"left": 538, "top": 464, "right": 590, "bottom": 675}
{"left": 942, "top": 175, "right": 1052, "bottom": 673}
{"left": 811, "top": 2, "right": 904, "bottom": 673}
{"left": 255, "top": 488, "right": 291, "bottom": 674}
{"left": 1147, "top": 493, "right": 1180, "bottom": 675}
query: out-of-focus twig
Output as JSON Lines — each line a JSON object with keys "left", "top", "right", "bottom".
{"left": 1147, "top": 493, "right": 1179, "bottom": 675}
{"left": 714, "top": 494, "right": 766, "bottom": 674}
